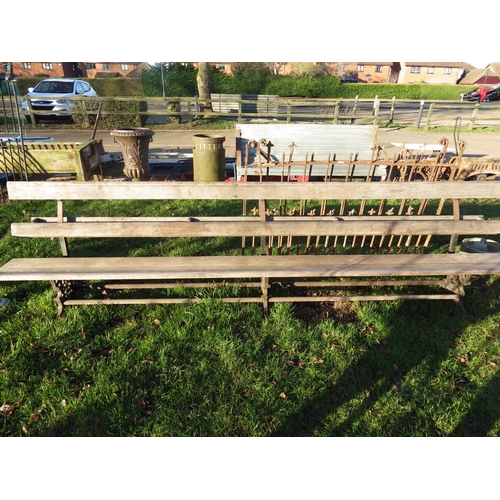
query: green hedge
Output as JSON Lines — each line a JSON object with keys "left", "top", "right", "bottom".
{"left": 72, "top": 98, "right": 148, "bottom": 129}
{"left": 139, "top": 67, "right": 479, "bottom": 100}
{"left": 15, "top": 77, "right": 143, "bottom": 97}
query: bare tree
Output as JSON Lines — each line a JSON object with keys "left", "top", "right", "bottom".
{"left": 291, "top": 62, "right": 329, "bottom": 77}
{"left": 231, "top": 62, "right": 272, "bottom": 75}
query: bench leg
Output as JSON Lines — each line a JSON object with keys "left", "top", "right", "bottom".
{"left": 261, "top": 277, "right": 269, "bottom": 313}
{"left": 51, "top": 280, "right": 74, "bottom": 317}
{"left": 443, "top": 274, "right": 471, "bottom": 314}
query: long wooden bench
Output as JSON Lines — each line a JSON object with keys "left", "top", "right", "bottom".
{"left": 1, "top": 180, "right": 500, "bottom": 316}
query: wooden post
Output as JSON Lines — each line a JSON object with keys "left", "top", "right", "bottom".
{"left": 416, "top": 100, "right": 425, "bottom": 128}
{"left": 424, "top": 103, "right": 435, "bottom": 130}
{"left": 389, "top": 96, "right": 395, "bottom": 123}
{"left": 469, "top": 103, "right": 479, "bottom": 130}
{"left": 373, "top": 96, "right": 379, "bottom": 125}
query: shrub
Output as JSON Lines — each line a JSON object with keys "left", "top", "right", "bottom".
{"left": 141, "top": 63, "right": 198, "bottom": 97}
{"left": 72, "top": 98, "right": 148, "bottom": 129}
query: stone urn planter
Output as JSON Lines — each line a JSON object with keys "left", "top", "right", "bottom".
{"left": 110, "top": 128, "right": 155, "bottom": 181}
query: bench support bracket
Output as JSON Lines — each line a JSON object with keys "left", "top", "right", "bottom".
{"left": 51, "top": 280, "right": 74, "bottom": 317}
{"left": 442, "top": 274, "right": 471, "bottom": 313}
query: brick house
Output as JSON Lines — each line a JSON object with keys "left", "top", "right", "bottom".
{"left": 397, "top": 62, "right": 475, "bottom": 84}
{"left": 1, "top": 62, "right": 81, "bottom": 78}
{"left": 211, "top": 62, "right": 397, "bottom": 82}
{"left": 0, "top": 62, "right": 144, "bottom": 79}
{"left": 327, "top": 63, "right": 397, "bottom": 83}
{"left": 81, "top": 62, "right": 143, "bottom": 78}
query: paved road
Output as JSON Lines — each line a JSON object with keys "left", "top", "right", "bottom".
{"left": 31, "top": 127, "right": 500, "bottom": 160}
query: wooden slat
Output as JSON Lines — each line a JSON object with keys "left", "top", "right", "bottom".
{"left": 11, "top": 219, "right": 500, "bottom": 239}
{"left": 1, "top": 254, "right": 500, "bottom": 281}
{"left": 7, "top": 180, "right": 500, "bottom": 201}
{"left": 31, "top": 215, "right": 485, "bottom": 223}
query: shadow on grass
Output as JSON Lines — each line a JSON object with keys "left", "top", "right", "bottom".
{"left": 1, "top": 278, "right": 499, "bottom": 437}
{"left": 270, "top": 287, "right": 500, "bottom": 437}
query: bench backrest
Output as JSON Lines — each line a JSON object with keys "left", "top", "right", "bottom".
{"left": 7, "top": 181, "right": 500, "bottom": 256}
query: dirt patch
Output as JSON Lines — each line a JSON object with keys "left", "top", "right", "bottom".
{"left": 293, "top": 298, "right": 359, "bottom": 323}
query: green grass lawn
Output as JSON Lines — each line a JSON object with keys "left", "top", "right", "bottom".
{"left": 0, "top": 198, "right": 499, "bottom": 437}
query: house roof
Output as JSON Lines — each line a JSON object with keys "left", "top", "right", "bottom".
{"left": 94, "top": 71, "right": 121, "bottom": 78}
{"left": 126, "top": 62, "right": 151, "bottom": 78}
{"left": 459, "top": 63, "right": 500, "bottom": 85}
{"left": 404, "top": 62, "right": 475, "bottom": 69}
{"left": 337, "top": 62, "right": 394, "bottom": 66}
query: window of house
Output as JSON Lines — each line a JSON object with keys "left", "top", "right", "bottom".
{"left": 427, "top": 67, "right": 435, "bottom": 74}
{"left": 86, "top": 63, "right": 96, "bottom": 69}
{"left": 103, "top": 63, "right": 111, "bottom": 70}
{"left": 357, "top": 65, "right": 364, "bottom": 72}
{"left": 444, "top": 67, "right": 452, "bottom": 74}
{"left": 218, "top": 64, "right": 226, "bottom": 71}
{"left": 121, "top": 64, "right": 128, "bottom": 71}
{"left": 375, "top": 66, "right": 382, "bottom": 73}
{"left": 410, "top": 66, "right": 421, "bottom": 74}
{"left": 41, "top": 63, "right": 53, "bottom": 70}
{"left": 338, "top": 64, "right": 346, "bottom": 72}
{"left": 23, "top": 62, "right": 31, "bottom": 70}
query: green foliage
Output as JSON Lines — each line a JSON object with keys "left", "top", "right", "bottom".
{"left": 336, "top": 83, "right": 421, "bottom": 99}
{"left": 88, "top": 78, "right": 143, "bottom": 97}
{"left": 422, "top": 85, "right": 476, "bottom": 100}
{"left": 230, "top": 62, "right": 272, "bottom": 75}
{"left": 166, "top": 102, "right": 181, "bottom": 124}
{"left": 100, "top": 99, "right": 148, "bottom": 128}
{"left": 264, "top": 75, "right": 342, "bottom": 97}
{"left": 16, "top": 78, "right": 44, "bottom": 95}
{"left": 72, "top": 98, "right": 148, "bottom": 129}
{"left": 16, "top": 74, "right": 481, "bottom": 105}
{"left": 16, "top": 78, "right": 144, "bottom": 97}
{"left": 209, "top": 69, "right": 235, "bottom": 94}
{"left": 141, "top": 63, "right": 198, "bottom": 97}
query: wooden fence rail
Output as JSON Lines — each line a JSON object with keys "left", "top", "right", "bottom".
{"left": 16, "top": 95, "right": 500, "bottom": 130}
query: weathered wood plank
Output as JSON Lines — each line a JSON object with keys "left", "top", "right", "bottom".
{"left": 8, "top": 181, "right": 500, "bottom": 201}
{"left": 31, "top": 215, "right": 485, "bottom": 224}
{"left": 11, "top": 219, "right": 500, "bottom": 238}
{"left": 1, "top": 254, "right": 500, "bottom": 281}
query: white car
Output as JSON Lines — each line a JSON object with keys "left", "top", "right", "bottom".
{"left": 21, "top": 78, "right": 98, "bottom": 124}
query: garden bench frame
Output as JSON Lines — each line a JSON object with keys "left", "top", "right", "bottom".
{"left": 1, "top": 180, "right": 500, "bottom": 315}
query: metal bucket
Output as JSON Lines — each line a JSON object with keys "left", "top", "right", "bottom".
{"left": 460, "top": 238, "right": 500, "bottom": 253}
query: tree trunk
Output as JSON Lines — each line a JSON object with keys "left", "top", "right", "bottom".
{"left": 196, "top": 62, "right": 212, "bottom": 118}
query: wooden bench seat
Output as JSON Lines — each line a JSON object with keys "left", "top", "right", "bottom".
{"left": 1, "top": 180, "right": 500, "bottom": 315}
{"left": 3, "top": 253, "right": 500, "bottom": 280}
